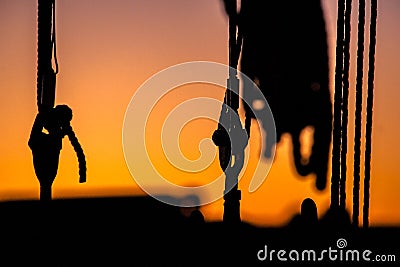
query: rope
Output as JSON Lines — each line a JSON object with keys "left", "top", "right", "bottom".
{"left": 52, "top": 0, "right": 59, "bottom": 74}
{"left": 37, "top": 0, "right": 57, "bottom": 111}
{"left": 35, "top": 0, "right": 86, "bottom": 187}
{"left": 65, "top": 125, "right": 87, "bottom": 183}
{"left": 55, "top": 104, "right": 87, "bottom": 184}
{"left": 353, "top": 0, "right": 366, "bottom": 228}
{"left": 331, "top": 0, "right": 346, "bottom": 209}
{"left": 37, "top": 0, "right": 52, "bottom": 110}
{"left": 363, "top": 0, "right": 378, "bottom": 228}
{"left": 219, "top": 0, "right": 244, "bottom": 223}
{"left": 339, "top": 0, "right": 353, "bottom": 209}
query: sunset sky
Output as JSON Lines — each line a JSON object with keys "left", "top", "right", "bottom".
{"left": 0, "top": 0, "right": 399, "bottom": 228}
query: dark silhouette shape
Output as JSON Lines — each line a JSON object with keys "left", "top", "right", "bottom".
{"left": 339, "top": 0, "right": 353, "bottom": 209}
{"left": 331, "top": 0, "right": 346, "bottom": 210}
{"left": 288, "top": 198, "right": 318, "bottom": 231}
{"left": 28, "top": 109, "right": 62, "bottom": 201}
{"left": 213, "top": 0, "right": 247, "bottom": 224}
{"left": 37, "top": 0, "right": 58, "bottom": 111}
{"left": 331, "top": 0, "right": 377, "bottom": 228}
{"left": 236, "top": 0, "right": 333, "bottom": 191}
{"left": 300, "top": 198, "right": 318, "bottom": 227}
{"left": 363, "top": 0, "right": 378, "bottom": 228}
{"left": 353, "top": 0, "right": 366, "bottom": 227}
{"left": 320, "top": 206, "right": 352, "bottom": 233}
{"left": 188, "top": 208, "right": 205, "bottom": 226}
{"left": 28, "top": 105, "right": 86, "bottom": 201}
{"left": 32, "top": 0, "right": 86, "bottom": 202}
{"left": 212, "top": 103, "right": 246, "bottom": 224}
{"left": 178, "top": 194, "right": 205, "bottom": 225}
{"left": 33, "top": 0, "right": 58, "bottom": 201}
{"left": 0, "top": 196, "right": 398, "bottom": 266}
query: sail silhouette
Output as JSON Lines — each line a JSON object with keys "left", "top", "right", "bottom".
{"left": 237, "top": 0, "right": 333, "bottom": 191}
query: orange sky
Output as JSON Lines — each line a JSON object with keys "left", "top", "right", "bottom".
{"left": 0, "top": 0, "right": 399, "bottom": 228}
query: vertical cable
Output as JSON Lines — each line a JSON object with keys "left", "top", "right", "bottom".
{"left": 37, "top": 0, "right": 53, "bottom": 111}
{"left": 331, "top": 0, "right": 346, "bottom": 209}
{"left": 339, "top": 0, "right": 353, "bottom": 209}
{"left": 352, "top": 0, "right": 366, "bottom": 227}
{"left": 363, "top": 0, "right": 378, "bottom": 228}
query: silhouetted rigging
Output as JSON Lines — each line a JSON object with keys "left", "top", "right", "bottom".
{"left": 215, "top": 0, "right": 379, "bottom": 229}
{"left": 339, "top": 0, "right": 353, "bottom": 209}
{"left": 363, "top": 0, "right": 378, "bottom": 228}
{"left": 214, "top": 0, "right": 336, "bottom": 223}
{"left": 238, "top": 0, "right": 333, "bottom": 192}
{"left": 331, "top": 0, "right": 378, "bottom": 228}
{"left": 29, "top": 0, "right": 86, "bottom": 201}
{"left": 213, "top": 0, "right": 247, "bottom": 224}
{"left": 353, "top": 0, "right": 366, "bottom": 227}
